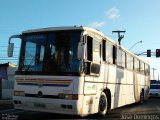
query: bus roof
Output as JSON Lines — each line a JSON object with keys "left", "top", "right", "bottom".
{"left": 22, "top": 26, "right": 116, "bottom": 47}
{"left": 23, "top": 26, "right": 105, "bottom": 36}
{"left": 22, "top": 26, "right": 149, "bottom": 65}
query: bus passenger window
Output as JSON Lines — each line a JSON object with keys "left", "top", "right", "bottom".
{"left": 140, "top": 62, "right": 145, "bottom": 74}
{"left": 87, "top": 36, "right": 93, "bottom": 61}
{"left": 106, "top": 42, "right": 113, "bottom": 64}
{"left": 102, "top": 40, "right": 106, "bottom": 61}
{"left": 134, "top": 58, "right": 139, "bottom": 72}
{"left": 93, "top": 40, "right": 100, "bottom": 63}
{"left": 145, "top": 64, "right": 149, "bottom": 75}
{"left": 113, "top": 45, "right": 116, "bottom": 64}
{"left": 127, "top": 54, "right": 133, "bottom": 70}
{"left": 117, "top": 48, "right": 122, "bottom": 67}
{"left": 87, "top": 36, "right": 100, "bottom": 63}
{"left": 122, "top": 51, "right": 126, "bottom": 68}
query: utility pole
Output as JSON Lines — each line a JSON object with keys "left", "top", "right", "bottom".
{"left": 112, "top": 30, "right": 126, "bottom": 45}
{"left": 152, "top": 68, "right": 156, "bottom": 80}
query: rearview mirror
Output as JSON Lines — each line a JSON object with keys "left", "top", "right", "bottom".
{"left": 8, "top": 43, "right": 14, "bottom": 57}
{"left": 77, "top": 42, "right": 85, "bottom": 60}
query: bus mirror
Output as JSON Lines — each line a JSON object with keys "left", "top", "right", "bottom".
{"left": 8, "top": 43, "right": 14, "bottom": 57}
{"left": 77, "top": 42, "right": 85, "bottom": 60}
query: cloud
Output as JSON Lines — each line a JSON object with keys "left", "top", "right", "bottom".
{"left": 88, "top": 21, "right": 106, "bottom": 28}
{"left": 88, "top": 7, "right": 120, "bottom": 28}
{"left": 106, "top": 7, "right": 120, "bottom": 19}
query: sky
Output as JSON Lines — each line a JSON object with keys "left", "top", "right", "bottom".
{"left": 0, "top": 0, "right": 160, "bottom": 79}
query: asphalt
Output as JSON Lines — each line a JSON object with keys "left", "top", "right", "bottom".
{"left": 0, "top": 98, "right": 160, "bottom": 120}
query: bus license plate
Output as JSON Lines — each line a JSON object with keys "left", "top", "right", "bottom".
{"left": 34, "top": 103, "right": 45, "bottom": 108}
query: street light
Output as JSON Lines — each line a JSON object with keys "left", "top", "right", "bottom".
{"left": 129, "top": 40, "right": 142, "bottom": 51}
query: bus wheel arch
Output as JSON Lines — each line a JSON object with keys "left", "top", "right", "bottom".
{"left": 98, "top": 92, "right": 108, "bottom": 116}
{"left": 103, "top": 89, "right": 111, "bottom": 110}
{"left": 98, "top": 89, "right": 111, "bottom": 116}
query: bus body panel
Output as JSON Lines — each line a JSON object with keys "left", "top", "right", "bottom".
{"left": 13, "top": 95, "right": 84, "bottom": 115}
{"left": 14, "top": 75, "right": 85, "bottom": 95}
{"left": 13, "top": 75, "right": 89, "bottom": 116}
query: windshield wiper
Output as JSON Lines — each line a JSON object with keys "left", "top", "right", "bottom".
{"left": 26, "top": 55, "right": 38, "bottom": 72}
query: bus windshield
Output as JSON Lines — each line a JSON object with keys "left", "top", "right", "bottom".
{"left": 18, "top": 31, "right": 82, "bottom": 74}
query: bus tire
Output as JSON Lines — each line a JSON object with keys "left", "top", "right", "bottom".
{"left": 98, "top": 92, "right": 108, "bottom": 116}
{"left": 140, "top": 91, "right": 144, "bottom": 104}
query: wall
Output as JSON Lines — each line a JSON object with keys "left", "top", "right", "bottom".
{"left": 0, "top": 63, "right": 16, "bottom": 99}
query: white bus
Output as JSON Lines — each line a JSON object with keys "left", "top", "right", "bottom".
{"left": 8, "top": 26, "right": 150, "bottom": 117}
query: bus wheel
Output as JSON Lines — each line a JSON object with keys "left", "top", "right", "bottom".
{"left": 140, "top": 91, "right": 144, "bottom": 104}
{"left": 98, "top": 92, "right": 108, "bottom": 116}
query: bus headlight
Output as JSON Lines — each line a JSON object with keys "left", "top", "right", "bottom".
{"left": 14, "top": 91, "right": 25, "bottom": 96}
{"left": 58, "top": 94, "right": 78, "bottom": 100}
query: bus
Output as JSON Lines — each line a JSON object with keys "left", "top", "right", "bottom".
{"left": 8, "top": 26, "right": 150, "bottom": 117}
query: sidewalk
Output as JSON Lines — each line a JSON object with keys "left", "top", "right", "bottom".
{"left": 0, "top": 100, "right": 14, "bottom": 109}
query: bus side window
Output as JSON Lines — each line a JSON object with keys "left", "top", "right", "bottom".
{"left": 145, "top": 64, "right": 149, "bottom": 75}
{"left": 134, "top": 58, "right": 140, "bottom": 72}
{"left": 122, "top": 51, "right": 126, "bottom": 68}
{"left": 87, "top": 36, "right": 93, "bottom": 61}
{"left": 92, "top": 40, "right": 100, "bottom": 63}
{"left": 116, "top": 47, "right": 126, "bottom": 68}
{"left": 113, "top": 45, "right": 116, "bottom": 64}
{"left": 127, "top": 54, "right": 133, "bottom": 70}
{"left": 102, "top": 40, "right": 106, "bottom": 61}
{"left": 147, "top": 65, "right": 150, "bottom": 75}
{"left": 117, "top": 47, "right": 122, "bottom": 67}
{"left": 106, "top": 41, "right": 114, "bottom": 64}
{"left": 87, "top": 36, "right": 100, "bottom": 63}
{"left": 140, "top": 61, "right": 145, "bottom": 74}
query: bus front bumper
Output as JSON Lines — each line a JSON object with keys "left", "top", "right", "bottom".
{"left": 13, "top": 96, "right": 83, "bottom": 116}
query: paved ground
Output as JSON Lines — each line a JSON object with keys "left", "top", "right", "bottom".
{"left": 0, "top": 97, "right": 160, "bottom": 120}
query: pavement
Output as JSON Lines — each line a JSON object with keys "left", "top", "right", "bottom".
{"left": 0, "top": 98, "right": 160, "bottom": 120}
{"left": 0, "top": 99, "right": 13, "bottom": 110}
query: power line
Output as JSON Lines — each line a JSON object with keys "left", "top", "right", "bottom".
{"left": 0, "top": 46, "right": 20, "bottom": 48}
{"left": 0, "top": 51, "right": 19, "bottom": 52}
{"left": 0, "top": 57, "right": 18, "bottom": 58}
{"left": 0, "top": 59, "right": 18, "bottom": 60}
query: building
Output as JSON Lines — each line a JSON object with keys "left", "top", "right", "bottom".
{"left": 0, "top": 63, "right": 16, "bottom": 99}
